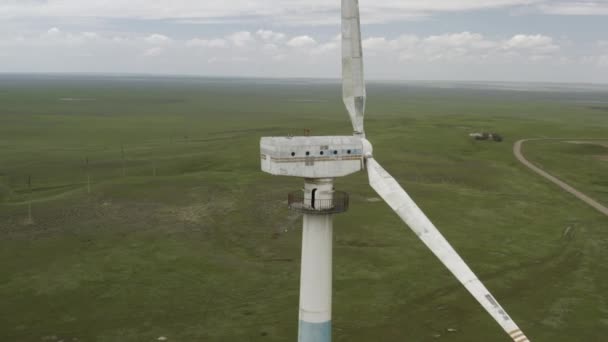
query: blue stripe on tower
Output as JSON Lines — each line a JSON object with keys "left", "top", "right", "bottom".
{"left": 299, "top": 321, "right": 331, "bottom": 342}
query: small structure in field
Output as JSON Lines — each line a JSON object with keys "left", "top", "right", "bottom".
{"left": 470, "top": 132, "right": 503, "bottom": 142}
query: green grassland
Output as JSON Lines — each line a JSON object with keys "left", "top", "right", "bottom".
{"left": 524, "top": 139, "right": 608, "bottom": 206}
{"left": 1, "top": 75, "right": 608, "bottom": 341}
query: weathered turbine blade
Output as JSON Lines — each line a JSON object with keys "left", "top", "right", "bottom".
{"left": 366, "top": 158, "right": 530, "bottom": 342}
{"left": 342, "top": 0, "right": 366, "bottom": 136}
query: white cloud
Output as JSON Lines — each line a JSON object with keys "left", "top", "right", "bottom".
{"left": 145, "top": 34, "right": 171, "bottom": 45}
{"left": 82, "top": 32, "right": 99, "bottom": 40}
{"left": 143, "top": 46, "right": 164, "bottom": 57}
{"left": 6, "top": 0, "right": 604, "bottom": 26}
{"left": 272, "top": 54, "right": 287, "bottom": 61}
{"left": 503, "top": 34, "right": 559, "bottom": 53}
{"left": 46, "top": 27, "right": 61, "bottom": 36}
{"left": 391, "top": 35, "right": 420, "bottom": 49}
{"left": 287, "top": 35, "right": 317, "bottom": 48}
{"left": 227, "top": 31, "right": 253, "bottom": 47}
{"left": 186, "top": 38, "right": 228, "bottom": 48}
{"left": 231, "top": 56, "right": 249, "bottom": 63}
{"left": 424, "top": 32, "right": 497, "bottom": 49}
{"left": 363, "top": 37, "right": 391, "bottom": 51}
{"left": 311, "top": 41, "right": 339, "bottom": 55}
{"left": 361, "top": 32, "right": 560, "bottom": 63}
{"left": 594, "top": 40, "right": 608, "bottom": 67}
{"left": 538, "top": 1, "right": 608, "bottom": 15}
{"left": 36, "top": 27, "right": 102, "bottom": 46}
{"left": 256, "top": 29, "right": 286, "bottom": 42}
{"left": 1, "top": 28, "right": 607, "bottom": 82}
{"left": 363, "top": 35, "right": 420, "bottom": 55}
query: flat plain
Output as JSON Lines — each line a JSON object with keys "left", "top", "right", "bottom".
{"left": 1, "top": 74, "right": 607, "bottom": 341}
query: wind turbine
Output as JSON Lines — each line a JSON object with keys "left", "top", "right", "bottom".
{"left": 260, "top": 1, "right": 531, "bottom": 341}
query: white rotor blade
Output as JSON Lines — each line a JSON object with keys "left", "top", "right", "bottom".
{"left": 367, "top": 158, "right": 530, "bottom": 342}
{"left": 342, "top": 0, "right": 366, "bottom": 136}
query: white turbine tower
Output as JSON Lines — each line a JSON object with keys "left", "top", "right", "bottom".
{"left": 260, "top": 1, "right": 532, "bottom": 342}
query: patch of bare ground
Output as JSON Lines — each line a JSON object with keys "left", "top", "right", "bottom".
{"left": 1, "top": 197, "right": 227, "bottom": 239}
{"left": 595, "top": 155, "right": 608, "bottom": 161}
{"left": 160, "top": 200, "right": 235, "bottom": 225}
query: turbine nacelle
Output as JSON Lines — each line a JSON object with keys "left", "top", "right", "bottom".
{"left": 260, "top": 136, "right": 365, "bottom": 179}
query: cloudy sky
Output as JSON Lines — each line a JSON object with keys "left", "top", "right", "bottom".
{"left": 1, "top": 0, "right": 607, "bottom": 83}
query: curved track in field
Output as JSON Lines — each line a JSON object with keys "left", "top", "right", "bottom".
{"left": 514, "top": 139, "right": 608, "bottom": 217}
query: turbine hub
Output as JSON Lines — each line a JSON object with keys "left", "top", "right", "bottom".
{"left": 362, "top": 138, "right": 373, "bottom": 159}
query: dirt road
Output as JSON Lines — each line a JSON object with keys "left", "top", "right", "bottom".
{"left": 514, "top": 139, "right": 608, "bottom": 217}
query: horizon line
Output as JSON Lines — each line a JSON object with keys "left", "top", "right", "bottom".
{"left": 1, "top": 71, "right": 608, "bottom": 87}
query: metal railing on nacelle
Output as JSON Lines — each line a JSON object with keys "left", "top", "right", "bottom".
{"left": 287, "top": 191, "right": 349, "bottom": 215}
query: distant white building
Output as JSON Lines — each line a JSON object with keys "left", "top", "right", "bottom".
{"left": 469, "top": 132, "right": 503, "bottom": 142}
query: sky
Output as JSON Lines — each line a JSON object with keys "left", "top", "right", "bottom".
{"left": 0, "top": 0, "right": 607, "bottom": 83}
